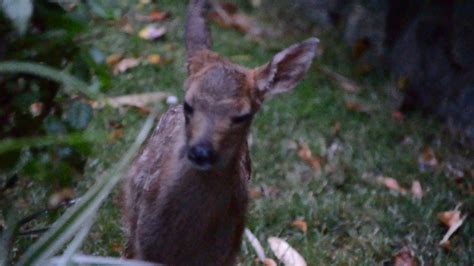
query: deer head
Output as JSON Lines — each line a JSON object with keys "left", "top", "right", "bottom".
{"left": 184, "top": 0, "right": 319, "bottom": 170}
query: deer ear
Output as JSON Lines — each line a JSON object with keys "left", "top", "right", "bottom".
{"left": 254, "top": 38, "right": 319, "bottom": 97}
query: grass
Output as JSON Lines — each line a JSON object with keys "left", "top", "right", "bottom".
{"left": 8, "top": 0, "right": 473, "bottom": 264}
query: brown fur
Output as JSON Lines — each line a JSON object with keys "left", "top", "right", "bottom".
{"left": 122, "top": 0, "right": 318, "bottom": 265}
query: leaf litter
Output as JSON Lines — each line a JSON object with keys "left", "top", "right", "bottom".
{"left": 437, "top": 204, "right": 466, "bottom": 248}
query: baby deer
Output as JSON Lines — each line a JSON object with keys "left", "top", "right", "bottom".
{"left": 122, "top": 0, "right": 318, "bottom": 265}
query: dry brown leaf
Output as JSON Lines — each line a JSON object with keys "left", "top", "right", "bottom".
{"left": 113, "top": 58, "right": 140, "bottom": 75}
{"left": 263, "top": 258, "right": 277, "bottom": 266}
{"left": 48, "top": 188, "right": 75, "bottom": 209}
{"left": 438, "top": 205, "right": 466, "bottom": 247}
{"left": 106, "top": 53, "right": 123, "bottom": 66}
{"left": 93, "top": 92, "right": 169, "bottom": 110}
{"left": 437, "top": 210, "right": 461, "bottom": 227}
{"left": 249, "top": 186, "right": 263, "bottom": 199}
{"left": 291, "top": 218, "right": 308, "bottom": 234}
{"left": 345, "top": 100, "right": 371, "bottom": 114}
{"left": 138, "top": 25, "right": 167, "bottom": 40}
{"left": 392, "top": 111, "right": 405, "bottom": 121}
{"left": 417, "top": 146, "right": 439, "bottom": 171}
{"left": 30, "top": 102, "right": 43, "bottom": 117}
{"left": 393, "top": 247, "right": 417, "bottom": 266}
{"left": 108, "top": 129, "right": 124, "bottom": 143}
{"left": 110, "top": 242, "right": 122, "bottom": 254}
{"left": 136, "top": 10, "right": 170, "bottom": 22}
{"left": 249, "top": 185, "right": 280, "bottom": 198}
{"left": 297, "top": 142, "right": 323, "bottom": 171}
{"left": 377, "top": 176, "right": 407, "bottom": 194}
{"left": 146, "top": 54, "right": 162, "bottom": 64}
{"left": 318, "top": 65, "right": 360, "bottom": 93}
{"left": 268, "top": 237, "right": 307, "bottom": 266}
{"left": 411, "top": 180, "right": 423, "bottom": 199}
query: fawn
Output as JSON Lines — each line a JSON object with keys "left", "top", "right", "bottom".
{"left": 122, "top": 0, "right": 318, "bottom": 265}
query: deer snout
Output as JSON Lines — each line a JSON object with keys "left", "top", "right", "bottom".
{"left": 187, "top": 142, "right": 216, "bottom": 169}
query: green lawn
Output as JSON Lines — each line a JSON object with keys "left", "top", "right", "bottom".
{"left": 11, "top": 0, "right": 474, "bottom": 264}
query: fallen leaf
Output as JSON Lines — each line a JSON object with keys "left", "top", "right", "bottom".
{"left": 438, "top": 205, "right": 466, "bottom": 247}
{"left": 108, "top": 128, "right": 124, "bottom": 143}
{"left": 392, "top": 111, "right": 405, "bottom": 121}
{"left": 291, "top": 218, "right": 308, "bottom": 234}
{"left": 138, "top": 24, "right": 166, "bottom": 40}
{"left": 438, "top": 207, "right": 466, "bottom": 247}
{"left": 393, "top": 247, "right": 417, "bottom": 266}
{"left": 268, "top": 237, "right": 307, "bottom": 266}
{"left": 437, "top": 210, "right": 461, "bottom": 227}
{"left": 110, "top": 242, "right": 122, "bottom": 253}
{"left": 345, "top": 100, "right": 371, "bottom": 114}
{"left": 136, "top": 9, "right": 170, "bottom": 22}
{"left": 418, "top": 146, "right": 439, "bottom": 171}
{"left": 146, "top": 54, "right": 162, "bottom": 64}
{"left": 317, "top": 65, "right": 360, "bottom": 93}
{"left": 263, "top": 258, "right": 277, "bottom": 266}
{"left": 48, "top": 188, "right": 75, "bottom": 209}
{"left": 377, "top": 176, "right": 407, "bottom": 194}
{"left": 411, "top": 180, "right": 423, "bottom": 199}
{"left": 249, "top": 185, "right": 280, "bottom": 199}
{"left": 106, "top": 53, "right": 123, "bottom": 66}
{"left": 249, "top": 186, "right": 263, "bottom": 199}
{"left": 297, "top": 142, "right": 323, "bottom": 171}
{"left": 93, "top": 92, "right": 169, "bottom": 110}
{"left": 30, "top": 102, "right": 43, "bottom": 117}
{"left": 113, "top": 58, "right": 140, "bottom": 75}
{"left": 245, "top": 228, "right": 266, "bottom": 263}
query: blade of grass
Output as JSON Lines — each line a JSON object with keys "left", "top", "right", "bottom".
{"left": 17, "top": 109, "right": 159, "bottom": 266}
{"left": 0, "top": 61, "right": 99, "bottom": 98}
{"left": 0, "top": 132, "right": 106, "bottom": 154}
{"left": 57, "top": 216, "right": 95, "bottom": 265}
{"left": 48, "top": 255, "right": 160, "bottom": 266}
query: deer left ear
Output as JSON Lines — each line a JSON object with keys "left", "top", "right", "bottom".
{"left": 254, "top": 38, "right": 319, "bottom": 97}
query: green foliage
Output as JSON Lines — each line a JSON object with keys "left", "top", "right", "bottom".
{"left": 18, "top": 110, "right": 158, "bottom": 266}
{"left": 65, "top": 101, "right": 94, "bottom": 130}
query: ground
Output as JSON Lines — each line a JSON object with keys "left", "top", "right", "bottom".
{"left": 10, "top": 0, "right": 474, "bottom": 264}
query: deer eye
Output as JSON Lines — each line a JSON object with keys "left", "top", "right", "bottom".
{"left": 183, "top": 101, "right": 194, "bottom": 115}
{"left": 231, "top": 113, "right": 253, "bottom": 124}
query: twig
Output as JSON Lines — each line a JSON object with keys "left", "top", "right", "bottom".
{"left": 18, "top": 199, "right": 77, "bottom": 227}
{"left": 18, "top": 228, "right": 50, "bottom": 236}
{"left": 317, "top": 65, "right": 360, "bottom": 93}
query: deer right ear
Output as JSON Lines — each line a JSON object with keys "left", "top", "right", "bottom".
{"left": 254, "top": 38, "right": 319, "bottom": 98}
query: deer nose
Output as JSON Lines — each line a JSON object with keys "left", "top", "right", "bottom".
{"left": 187, "top": 142, "right": 216, "bottom": 168}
